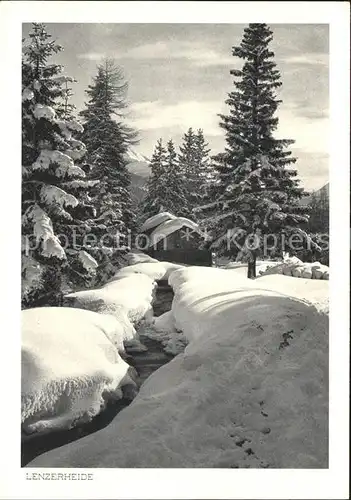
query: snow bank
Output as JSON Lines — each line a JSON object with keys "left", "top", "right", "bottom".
{"left": 109, "top": 262, "right": 167, "bottom": 282}
{"left": 64, "top": 274, "right": 156, "bottom": 327}
{"left": 124, "top": 251, "right": 184, "bottom": 279}
{"left": 139, "top": 212, "right": 176, "bottom": 233}
{"left": 29, "top": 267, "right": 328, "bottom": 468}
{"left": 260, "top": 255, "right": 329, "bottom": 280}
{"left": 125, "top": 251, "right": 159, "bottom": 265}
{"left": 22, "top": 307, "right": 137, "bottom": 435}
{"left": 256, "top": 274, "right": 329, "bottom": 314}
{"left": 110, "top": 260, "right": 184, "bottom": 282}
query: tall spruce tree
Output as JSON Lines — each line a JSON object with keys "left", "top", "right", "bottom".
{"left": 178, "top": 128, "right": 196, "bottom": 210}
{"left": 198, "top": 23, "right": 310, "bottom": 278}
{"left": 192, "top": 129, "right": 212, "bottom": 215}
{"left": 80, "top": 59, "right": 138, "bottom": 281}
{"left": 22, "top": 23, "right": 97, "bottom": 308}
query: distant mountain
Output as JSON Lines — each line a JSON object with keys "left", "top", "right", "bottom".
{"left": 125, "top": 148, "right": 150, "bottom": 203}
{"left": 125, "top": 148, "right": 151, "bottom": 178}
{"left": 126, "top": 148, "right": 150, "bottom": 164}
{"left": 300, "top": 182, "right": 329, "bottom": 206}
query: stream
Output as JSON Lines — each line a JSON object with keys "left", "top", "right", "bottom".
{"left": 21, "top": 282, "right": 175, "bottom": 467}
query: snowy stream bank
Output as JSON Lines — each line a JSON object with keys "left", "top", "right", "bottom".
{"left": 21, "top": 284, "right": 175, "bottom": 466}
{"left": 29, "top": 264, "right": 328, "bottom": 468}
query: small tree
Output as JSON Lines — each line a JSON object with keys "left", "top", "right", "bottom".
{"left": 22, "top": 23, "right": 97, "bottom": 307}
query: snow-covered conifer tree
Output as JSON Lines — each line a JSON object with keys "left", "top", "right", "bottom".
{"left": 178, "top": 128, "right": 212, "bottom": 219}
{"left": 22, "top": 23, "right": 97, "bottom": 307}
{"left": 198, "top": 23, "right": 311, "bottom": 277}
{"left": 79, "top": 59, "right": 138, "bottom": 282}
{"left": 163, "top": 139, "right": 189, "bottom": 216}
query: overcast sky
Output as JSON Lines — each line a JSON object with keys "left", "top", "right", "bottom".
{"left": 23, "top": 23, "right": 329, "bottom": 190}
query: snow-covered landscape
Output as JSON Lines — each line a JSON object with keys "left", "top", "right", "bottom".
{"left": 19, "top": 19, "right": 335, "bottom": 478}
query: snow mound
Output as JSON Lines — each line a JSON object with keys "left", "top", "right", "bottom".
{"left": 139, "top": 212, "right": 177, "bottom": 233}
{"left": 64, "top": 274, "right": 156, "bottom": 326}
{"left": 110, "top": 261, "right": 184, "bottom": 282}
{"left": 22, "top": 307, "right": 136, "bottom": 435}
{"left": 259, "top": 255, "right": 329, "bottom": 280}
{"left": 109, "top": 262, "right": 167, "bottom": 282}
{"left": 28, "top": 267, "right": 327, "bottom": 468}
{"left": 124, "top": 251, "right": 184, "bottom": 280}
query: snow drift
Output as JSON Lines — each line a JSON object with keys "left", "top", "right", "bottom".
{"left": 29, "top": 267, "right": 328, "bottom": 468}
{"left": 22, "top": 307, "right": 137, "bottom": 435}
{"left": 64, "top": 273, "right": 156, "bottom": 326}
{"left": 259, "top": 255, "right": 329, "bottom": 280}
{"left": 109, "top": 261, "right": 184, "bottom": 282}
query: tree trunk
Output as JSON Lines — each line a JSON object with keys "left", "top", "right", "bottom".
{"left": 247, "top": 251, "right": 257, "bottom": 279}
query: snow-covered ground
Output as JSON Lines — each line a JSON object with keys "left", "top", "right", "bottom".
{"left": 21, "top": 307, "right": 137, "bottom": 435}
{"left": 21, "top": 266, "right": 163, "bottom": 435}
{"left": 64, "top": 273, "right": 156, "bottom": 325}
{"left": 109, "top": 260, "right": 183, "bottom": 282}
{"left": 29, "top": 264, "right": 328, "bottom": 468}
{"left": 258, "top": 255, "right": 329, "bottom": 280}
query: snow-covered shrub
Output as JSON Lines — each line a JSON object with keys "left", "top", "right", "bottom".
{"left": 22, "top": 307, "right": 137, "bottom": 435}
{"left": 109, "top": 262, "right": 167, "bottom": 282}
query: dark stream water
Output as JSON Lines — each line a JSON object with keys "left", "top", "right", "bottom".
{"left": 22, "top": 283, "right": 174, "bottom": 466}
